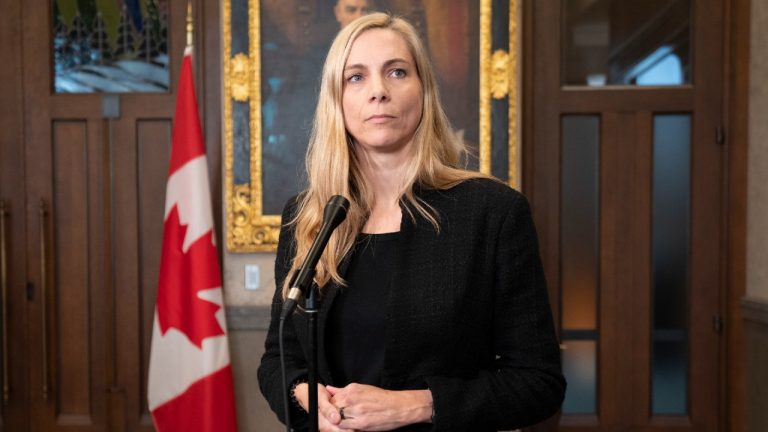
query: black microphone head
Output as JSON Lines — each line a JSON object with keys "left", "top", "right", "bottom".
{"left": 323, "top": 195, "right": 350, "bottom": 229}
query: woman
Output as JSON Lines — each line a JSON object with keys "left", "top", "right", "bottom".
{"left": 258, "top": 13, "right": 565, "bottom": 432}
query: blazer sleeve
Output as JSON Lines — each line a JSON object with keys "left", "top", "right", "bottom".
{"left": 424, "top": 193, "right": 566, "bottom": 431}
{"left": 257, "top": 197, "right": 311, "bottom": 429}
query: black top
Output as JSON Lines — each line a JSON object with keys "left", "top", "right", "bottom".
{"left": 258, "top": 179, "right": 565, "bottom": 431}
{"left": 326, "top": 232, "right": 400, "bottom": 387}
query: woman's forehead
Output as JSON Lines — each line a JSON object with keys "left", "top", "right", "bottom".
{"left": 345, "top": 28, "right": 413, "bottom": 66}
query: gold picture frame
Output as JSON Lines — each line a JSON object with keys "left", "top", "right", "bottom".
{"left": 224, "top": 0, "right": 520, "bottom": 252}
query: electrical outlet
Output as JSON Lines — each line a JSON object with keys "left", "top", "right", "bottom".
{"left": 245, "top": 264, "right": 260, "bottom": 290}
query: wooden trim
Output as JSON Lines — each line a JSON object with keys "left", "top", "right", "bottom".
{"left": 530, "top": 0, "right": 562, "bottom": 326}
{"left": 0, "top": 0, "right": 30, "bottom": 428}
{"left": 200, "top": 0, "right": 223, "bottom": 260}
{"left": 558, "top": 87, "right": 694, "bottom": 112}
{"left": 521, "top": 0, "right": 535, "bottom": 196}
{"left": 599, "top": 111, "right": 653, "bottom": 428}
{"left": 689, "top": 1, "right": 726, "bottom": 428}
{"left": 724, "top": 0, "right": 750, "bottom": 431}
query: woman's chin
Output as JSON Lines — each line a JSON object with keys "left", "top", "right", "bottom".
{"left": 354, "top": 137, "right": 414, "bottom": 155}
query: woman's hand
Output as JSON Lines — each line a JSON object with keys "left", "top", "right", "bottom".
{"left": 326, "top": 383, "right": 433, "bottom": 431}
{"left": 294, "top": 383, "right": 357, "bottom": 432}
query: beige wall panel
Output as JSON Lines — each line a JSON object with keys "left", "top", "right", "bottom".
{"left": 748, "top": 0, "right": 768, "bottom": 300}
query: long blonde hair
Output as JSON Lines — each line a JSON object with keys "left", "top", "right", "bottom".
{"left": 284, "top": 13, "right": 488, "bottom": 296}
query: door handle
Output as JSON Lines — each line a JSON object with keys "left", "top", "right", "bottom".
{"left": 1, "top": 200, "right": 9, "bottom": 403}
{"left": 39, "top": 199, "right": 50, "bottom": 400}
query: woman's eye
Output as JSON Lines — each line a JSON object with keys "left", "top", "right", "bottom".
{"left": 347, "top": 74, "right": 363, "bottom": 83}
{"left": 390, "top": 68, "right": 406, "bottom": 78}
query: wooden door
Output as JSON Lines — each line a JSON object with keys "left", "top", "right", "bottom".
{"left": 4, "top": 1, "right": 219, "bottom": 431}
{"left": 22, "top": 0, "right": 111, "bottom": 427}
{"left": 526, "top": 0, "right": 724, "bottom": 430}
{"left": 0, "top": 1, "right": 30, "bottom": 430}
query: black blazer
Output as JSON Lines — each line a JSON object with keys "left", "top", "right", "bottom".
{"left": 257, "top": 179, "right": 565, "bottom": 431}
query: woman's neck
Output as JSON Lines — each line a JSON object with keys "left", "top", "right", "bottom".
{"left": 357, "top": 144, "right": 412, "bottom": 233}
{"left": 358, "top": 145, "right": 412, "bottom": 207}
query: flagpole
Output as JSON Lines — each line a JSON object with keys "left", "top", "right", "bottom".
{"left": 186, "top": 1, "right": 193, "bottom": 49}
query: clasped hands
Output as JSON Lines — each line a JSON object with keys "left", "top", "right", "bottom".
{"left": 293, "top": 382, "right": 433, "bottom": 432}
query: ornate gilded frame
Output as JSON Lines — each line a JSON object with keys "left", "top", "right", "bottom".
{"left": 224, "top": 0, "right": 520, "bottom": 252}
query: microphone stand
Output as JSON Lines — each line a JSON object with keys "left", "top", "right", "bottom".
{"left": 280, "top": 195, "right": 349, "bottom": 432}
{"left": 305, "top": 282, "right": 320, "bottom": 432}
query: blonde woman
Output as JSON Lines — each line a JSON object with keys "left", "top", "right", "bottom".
{"left": 258, "top": 13, "right": 565, "bottom": 432}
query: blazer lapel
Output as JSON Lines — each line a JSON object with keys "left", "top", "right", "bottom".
{"left": 317, "top": 252, "right": 353, "bottom": 384}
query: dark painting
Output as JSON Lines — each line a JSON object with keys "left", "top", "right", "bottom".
{"left": 258, "top": 0, "right": 480, "bottom": 215}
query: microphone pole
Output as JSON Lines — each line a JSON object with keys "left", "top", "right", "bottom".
{"left": 306, "top": 283, "right": 320, "bottom": 432}
{"left": 280, "top": 195, "right": 349, "bottom": 432}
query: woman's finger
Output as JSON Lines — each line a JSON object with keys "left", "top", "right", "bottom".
{"left": 325, "top": 385, "right": 341, "bottom": 396}
{"left": 319, "top": 412, "right": 354, "bottom": 432}
{"left": 318, "top": 388, "right": 342, "bottom": 425}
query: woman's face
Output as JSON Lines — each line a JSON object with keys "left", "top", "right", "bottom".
{"left": 341, "top": 28, "right": 423, "bottom": 155}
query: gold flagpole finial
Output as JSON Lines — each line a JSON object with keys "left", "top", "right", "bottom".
{"left": 186, "top": 2, "right": 193, "bottom": 48}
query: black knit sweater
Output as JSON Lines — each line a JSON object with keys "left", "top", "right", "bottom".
{"left": 257, "top": 179, "right": 566, "bottom": 431}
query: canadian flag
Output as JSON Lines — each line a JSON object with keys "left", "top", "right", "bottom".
{"left": 148, "top": 47, "right": 238, "bottom": 432}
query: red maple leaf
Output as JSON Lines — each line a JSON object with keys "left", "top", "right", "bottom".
{"left": 156, "top": 206, "right": 225, "bottom": 348}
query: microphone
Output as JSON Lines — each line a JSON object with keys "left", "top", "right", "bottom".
{"left": 281, "top": 195, "right": 349, "bottom": 319}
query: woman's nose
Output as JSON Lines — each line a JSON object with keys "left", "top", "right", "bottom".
{"left": 369, "top": 76, "right": 389, "bottom": 102}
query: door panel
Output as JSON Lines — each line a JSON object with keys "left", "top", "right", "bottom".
{"left": 598, "top": 111, "right": 652, "bottom": 428}
{"left": 135, "top": 120, "right": 172, "bottom": 429}
{"left": 52, "top": 121, "right": 98, "bottom": 421}
{"left": 30, "top": 119, "right": 109, "bottom": 431}
{"left": 0, "top": 0, "right": 29, "bottom": 429}
{"left": 113, "top": 116, "right": 173, "bottom": 431}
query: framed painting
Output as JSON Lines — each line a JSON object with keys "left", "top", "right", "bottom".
{"left": 224, "top": 0, "right": 520, "bottom": 251}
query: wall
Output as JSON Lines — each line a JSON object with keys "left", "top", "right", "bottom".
{"left": 747, "top": 0, "right": 768, "bottom": 303}
{"left": 745, "top": 0, "right": 768, "bottom": 430}
{"left": 224, "top": 250, "right": 282, "bottom": 431}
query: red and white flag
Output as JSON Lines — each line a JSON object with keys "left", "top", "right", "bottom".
{"left": 148, "top": 47, "right": 238, "bottom": 432}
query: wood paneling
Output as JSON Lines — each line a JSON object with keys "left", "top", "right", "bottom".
{"left": 725, "top": 0, "right": 751, "bottom": 430}
{"left": 530, "top": 0, "right": 562, "bottom": 327}
{"left": 726, "top": 169, "right": 748, "bottom": 432}
{"left": 527, "top": 0, "right": 727, "bottom": 430}
{"left": 131, "top": 119, "right": 172, "bottom": 430}
{"left": 52, "top": 121, "right": 92, "bottom": 417}
{"left": 0, "top": 0, "right": 29, "bottom": 430}
{"left": 559, "top": 87, "right": 694, "bottom": 112}
{"left": 688, "top": 1, "right": 725, "bottom": 429}
{"left": 2, "top": 0, "right": 220, "bottom": 430}
{"left": 599, "top": 111, "right": 653, "bottom": 428}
